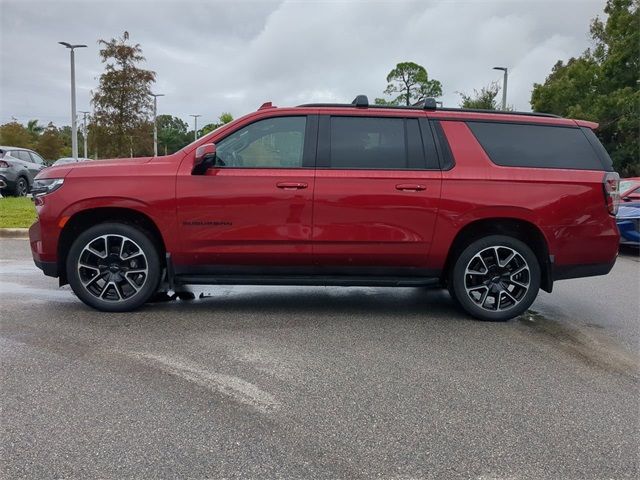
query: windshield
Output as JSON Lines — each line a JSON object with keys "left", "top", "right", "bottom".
{"left": 620, "top": 180, "right": 639, "bottom": 193}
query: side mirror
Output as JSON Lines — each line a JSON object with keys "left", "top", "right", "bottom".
{"left": 193, "top": 143, "right": 217, "bottom": 174}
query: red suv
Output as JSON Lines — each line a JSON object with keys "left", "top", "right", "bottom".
{"left": 28, "top": 96, "right": 620, "bottom": 321}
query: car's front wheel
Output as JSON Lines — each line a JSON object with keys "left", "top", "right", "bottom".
{"left": 450, "top": 235, "right": 541, "bottom": 321}
{"left": 14, "top": 177, "right": 29, "bottom": 196}
{"left": 66, "top": 223, "right": 161, "bottom": 312}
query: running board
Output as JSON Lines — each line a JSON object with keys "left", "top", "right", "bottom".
{"left": 174, "top": 275, "right": 441, "bottom": 288}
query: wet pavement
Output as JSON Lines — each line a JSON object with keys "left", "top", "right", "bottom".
{"left": 1, "top": 238, "right": 638, "bottom": 479}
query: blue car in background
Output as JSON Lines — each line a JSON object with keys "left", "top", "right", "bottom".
{"left": 617, "top": 178, "right": 640, "bottom": 247}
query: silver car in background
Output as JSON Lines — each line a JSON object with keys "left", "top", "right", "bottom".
{"left": 0, "top": 146, "right": 47, "bottom": 196}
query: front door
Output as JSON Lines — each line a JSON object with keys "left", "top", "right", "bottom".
{"left": 175, "top": 115, "right": 316, "bottom": 274}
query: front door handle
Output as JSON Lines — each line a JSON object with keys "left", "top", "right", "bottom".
{"left": 396, "top": 184, "right": 426, "bottom": 192}
{"left": 277, "top": 182, "right": 308, "bottom": 190}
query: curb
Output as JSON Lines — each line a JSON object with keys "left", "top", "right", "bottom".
{"left": 0, "top": 228, "right": 29, "bottom": 239}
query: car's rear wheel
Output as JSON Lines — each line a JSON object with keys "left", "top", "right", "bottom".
{"left": 66, "top": 223, "right": 161, "bottom": 312}
{"left": 450, "top": 235, "right": 540, "bottom": 321}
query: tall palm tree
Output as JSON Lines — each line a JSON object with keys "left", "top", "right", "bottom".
{"left": 26, "top": 119, "right": 44, "bottom": 139}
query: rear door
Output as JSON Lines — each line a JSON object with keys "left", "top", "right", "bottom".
{"left": 175, "top": 115, "right": 317, "bottom": 273}
{"left": 312, "top": 114, "right": 442, "bottom": 274}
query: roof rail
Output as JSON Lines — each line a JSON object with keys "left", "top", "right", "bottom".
{"left": 296, "top": 98, "right": 560, "bottom": 118}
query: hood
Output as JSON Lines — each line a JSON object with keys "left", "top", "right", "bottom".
{"left": 37, "top": 156, "right": 154, "bottom": 179}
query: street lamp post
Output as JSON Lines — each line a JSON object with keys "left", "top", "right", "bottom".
{"left": 59, "top": 42, "right": 87, "bottom": 160}
{"left": 150, "top": 93, "right": 164, "bottom": 156}
{"left": 190, "top": 114, "right": 202, "bottom": 141}
{"left": 79, "top": 110, "right": 90, "bottom": 158}
{"left": 493, "top": 66, "right": 508, "bottom": 110}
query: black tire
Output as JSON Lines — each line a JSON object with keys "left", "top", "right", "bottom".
{"left": 66, "top": 223, "right": 161, "bottom": 312}
{"left": 13, "top": 177, "right": 29, "bottom": 197}
{"left": 450, "top": 235, "right": 541, "bottom": 321}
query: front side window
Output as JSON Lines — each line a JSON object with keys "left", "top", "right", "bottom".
{"left": 215, "top": 116, "right": 306, "bottom": 168}
{"left": 30, "top": 152, "right": 45, "bottom": 164}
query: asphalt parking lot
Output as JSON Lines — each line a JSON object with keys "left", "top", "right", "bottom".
{"left": 1, "top": 238, "right": 638, "bottom": 479}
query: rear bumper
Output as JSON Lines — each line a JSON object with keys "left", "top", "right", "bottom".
{"left": 0, "top": 171, "right": 17, "bottom": 187}
{"left": 552, "top": 259, "right": 616, "bottom": 281}
{"left": 34, "top": 259, "right": 58, "bottom": 277}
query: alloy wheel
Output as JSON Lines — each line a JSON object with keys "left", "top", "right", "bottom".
{"left": 77, "top": 234, "right": 149, "bottom": 302}
{"left": 16, "top": 178, "right": 28, "bottom": 196}
{"left": 464, "top": 245, "right": 530, "bottom": 312}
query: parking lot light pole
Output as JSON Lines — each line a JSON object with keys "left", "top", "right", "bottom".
{"left": 493, "top": 66, "right": 508, "bottom": 110}
{"left": 59, "top": 42, "right": 87, "bottom": 160}
{"left": 79, "top": 111, "right": 90, "bottom": 158}
{"left": 190, "top": 114, "right": 202, "bottom": 141}
{"left": 150, "top": 93, "right": 164, "bottom": 156}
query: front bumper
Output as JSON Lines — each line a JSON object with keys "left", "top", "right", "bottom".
{"left": 29, "top": 220, "right": 59, "bottom": 278}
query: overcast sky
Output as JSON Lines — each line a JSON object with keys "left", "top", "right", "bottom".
{"left": 1, "top": 0, "right": 605, "bottom": 128}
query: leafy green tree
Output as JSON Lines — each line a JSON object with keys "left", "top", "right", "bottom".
{"left": 91, "top": 31, "right": 156, "bottom": 158}
{"left": 376, "top": 62, "right": 442, "bottom": 106}
{"left": 459, "top": 82, "right": 501, "bottom": 110}
{"left": 198, "top": 112, "right": 234, "bottom": 137}
{"left": 157, "top": 114, "right": 189, "bottom": 155}
{"left": 531, "top": 0, "right": 639, "bottom": 175}
{"left": 57, "top": 125, "right": 73, "bottom": 157}
{"left": 0, "top": 122, "right": 33, "bottom": 148}
{"left": 36, "top": 123, "right": 64, "bottom": 162}
{"left": 219, "top": 112, "right": 233, "bottom": 125}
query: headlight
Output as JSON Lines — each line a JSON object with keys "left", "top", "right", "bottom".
{"left": 31, "top": 178, "right": 64, "bottom": 196}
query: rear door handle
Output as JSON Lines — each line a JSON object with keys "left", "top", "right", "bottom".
{"left": 396, "top": 184, "right": 426, "bottom": 192}
{"left": 277, "top": 182, "right": 308, "bottom": 190}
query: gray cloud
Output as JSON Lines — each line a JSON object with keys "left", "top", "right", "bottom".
{"left": 1, "top": 0, "right": 604, "bottom": 128}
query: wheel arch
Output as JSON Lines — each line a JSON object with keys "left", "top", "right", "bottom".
{"left": 57, "top": 206, "right": 167, "bottom": 285}
{"left": 443, "top": 217, "right": 553, "bottom": 293}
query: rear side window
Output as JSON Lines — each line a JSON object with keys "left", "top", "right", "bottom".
{"left": 467, "top": 122, "right": 605, "bottom": 170}
{"left": 13, "top": 150, "right": 31, "bottom": 162}
{"left": 328, "top": 116, "right": 432, "bottom": 170}
{"left": 330, "top": 117, "right": 406, "bottom": 169}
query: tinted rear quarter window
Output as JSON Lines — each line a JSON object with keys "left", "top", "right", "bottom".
{"left": 467, "top": 122, "right": 606, "bottom": 171}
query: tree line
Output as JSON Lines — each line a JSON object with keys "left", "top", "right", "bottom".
{"left": 0, "top": 0, "right": 636, "bottom": 174}
{"left": 374, "top": 0, "right": 637, "bottom": 175}
{"left": 0, "top": 31, "right": 233, "bottom": 163}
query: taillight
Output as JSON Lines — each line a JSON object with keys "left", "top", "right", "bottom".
{"left": 603, "top": 172, "right": 620, "bottom": 215}
{"left": 0, "top": 160, "right": 9, "bottom": 168}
